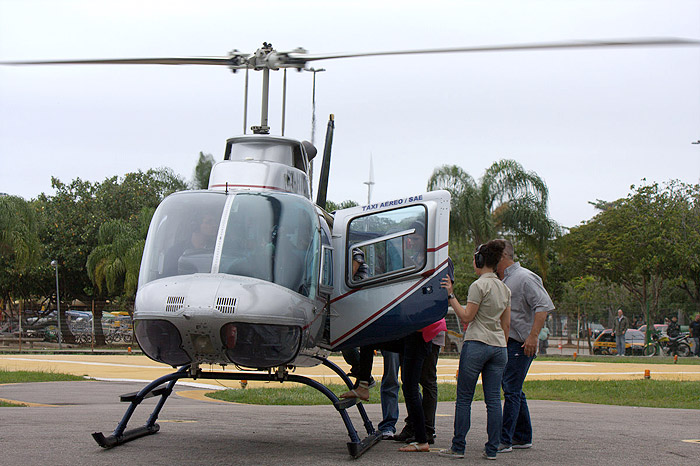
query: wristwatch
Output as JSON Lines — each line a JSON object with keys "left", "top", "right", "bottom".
{"left": 448, "top": 293, "right": 455, "bottom": 300}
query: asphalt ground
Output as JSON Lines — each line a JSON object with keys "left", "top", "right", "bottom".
{"left": 1, "top": 354, "right": 699, "bottom": 465}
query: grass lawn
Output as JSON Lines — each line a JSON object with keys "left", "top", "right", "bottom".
{"left": 0, "top": 369, "right": 85, "bottom": 384}
{"left": 534, "top": 354, "right": 700, "bottom": 365}
{"left": 207, "top": 379, "right": 700, "bottom": 410}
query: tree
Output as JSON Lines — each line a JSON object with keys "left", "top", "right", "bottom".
{"left": 427, "top": 160, "right": 559, "bottom": 277}
{"left": 325, "top": 199, "right": 359, "bottom": 212}
{"left": 0, "top": 196, "right": 41, "bottom": 269}
{"left": 0, "top": 195, "right": 42, "bottom": 318}
{"left": 38, "top": 168, "right": 186, "bottom": 303}
{"left": 192, "top": 152, "right": 216, "bottom": 190}
{"left": 86, "top": 207, "right": 153, "bottom": 299}
{"left": 557, "top": 182, "right": 684, "bottom": 322}
{"left": 656, "top": 182, "right": 700, "bottom": 313}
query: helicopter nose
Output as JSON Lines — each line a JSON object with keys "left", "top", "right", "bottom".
{"left": 134, "top": 320, "right": 191, "bottom": 367}
{"left": 220, "top": 322, "right": 301, "bottom": 368}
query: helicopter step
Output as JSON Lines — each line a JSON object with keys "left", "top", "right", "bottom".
{"left": 91, "top": 358, "right": 382, "bottom": 458}
{"left": 119, "top": 384, "right": 168, "bottom": 403}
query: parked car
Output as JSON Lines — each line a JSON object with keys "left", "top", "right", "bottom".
{"left": 579, "top": 323, "right": 605, "bottom": 339}
{"left": 637, "top": 324, "right": 668, "bottom": 336}
{"left": 593, "top": 329, "right": 646, "bottom": 355}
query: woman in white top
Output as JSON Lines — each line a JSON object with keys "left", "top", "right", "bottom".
{"left": 439, "top": 239, "right": 511, "bottom": 460}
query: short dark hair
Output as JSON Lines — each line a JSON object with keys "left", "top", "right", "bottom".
{"left": 480, "top": 239, "right": 506, "bottom": 269}
{"left": 410, "top": 220, "right": 426, "bottom": 238}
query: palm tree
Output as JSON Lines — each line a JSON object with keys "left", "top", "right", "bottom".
{"left": 192, "top": 152, "right": 216, "bottom": 190}
{"left": 0, "top": 195, "right": 41, "bottom": 269}
{"left": 86, "top": 208, "right": 153, "bottom": 298}
{"left": 0, "top": 195, "right": 41, "bottom": 315}
{"left": 427, "top": 160, "right": 558, "bottom": 276}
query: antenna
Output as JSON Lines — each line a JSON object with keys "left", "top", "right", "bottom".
{"left": 693, "top": 140, "right": 700, "bottom": 184}
{"left": 309, "top": 68, "right": 325, "bottom": 197}
{"left": 363, "top": 154, "right": 375, "bottom": 204}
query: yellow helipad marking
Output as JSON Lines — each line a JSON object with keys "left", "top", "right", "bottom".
{"left": 177, "top": 389, "right": 234, "bottom": 403}
{"left": 2, "top": 354, "right": 700, "bottom": 391}
{"left": 159, "top": 419, "right": 198, "bottom": 423}
{"left": 682, "top": 439, "right": 700, "bottom": 444}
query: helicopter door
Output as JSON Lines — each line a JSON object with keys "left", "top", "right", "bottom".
{"left": 328, "top": 190, "right": 451, "bottom": 350}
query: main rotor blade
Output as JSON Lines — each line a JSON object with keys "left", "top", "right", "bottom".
{"left": 295, "top": 38, "right": 700, "bottom": 62}
{"left": 0, "top": 57, "right": 238, "bottom": 66}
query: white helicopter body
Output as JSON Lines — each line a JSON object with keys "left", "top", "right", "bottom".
{"left": 133, "top": 134, "right": 451, "bottom": 370}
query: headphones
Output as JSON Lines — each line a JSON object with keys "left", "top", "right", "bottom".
{"left": 474, "top": 244, "right": 485, "bottom": 269}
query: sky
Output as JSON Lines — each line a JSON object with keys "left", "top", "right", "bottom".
{"left": 1, "top": 0, "right": 699, "bottom": 229}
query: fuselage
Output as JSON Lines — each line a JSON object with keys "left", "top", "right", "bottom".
{"left": 133, "top": 135, "right": 451, "bottom": 370}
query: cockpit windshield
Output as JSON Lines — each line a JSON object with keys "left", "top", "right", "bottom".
{"left": 139, "top": 192, "right": 227, "bottom": 287}
{"left": 139, "top": 191, "right": 319, "bottom": 298}
{"left": 220, "top": 193, "right": 319, "bottom": 297}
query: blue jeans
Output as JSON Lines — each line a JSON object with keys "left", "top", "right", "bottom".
{"left": 451, "top": 340, "right": 507, "bottom": 456}
{"left": 378, "top": 351, "right": 400, "bottom": 434}
{"left": 615, "top": 334, "right": 626, "bottom": 356}
{"left": 501, "top": 338, "right": 535, "bottom": 447}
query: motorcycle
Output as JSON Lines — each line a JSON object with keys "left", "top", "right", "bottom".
{"left": 643, "top": 332, "right": 691, "bottom": 357}
{"left": 659, "top": 332, "right": 692, "bottom": 357}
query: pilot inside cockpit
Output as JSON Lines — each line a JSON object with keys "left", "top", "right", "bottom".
{"left": 168, "top": 212, "right": 220, "bottom": 275}
{"left": 187, "top": 214, "right": 219, "bottom": 252}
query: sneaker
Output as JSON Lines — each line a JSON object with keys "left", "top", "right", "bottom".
{"left": 482, "top": 452, "right": 497, "bottom": 460}
{"left": 512, "top": 442, "right": 532, "bottom": 449}
{"left": 438, "top": 448, "right": 465, "bottom": 459}
{"left": 497, "top": 444, "right": 512, "bottom": 453}
{"left": 380, "top": 431, "right": 395, "bottom": 440}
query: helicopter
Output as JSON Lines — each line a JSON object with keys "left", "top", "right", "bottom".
{"left": 2, "top": 38, "right": 698, "bottom": 458}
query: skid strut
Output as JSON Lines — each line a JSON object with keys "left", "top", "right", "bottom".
{"left": 91, "top": 358, "right": 381, "bottom": 458}
{"left": 92, "top": 364, "right": 190, "bottom": 448}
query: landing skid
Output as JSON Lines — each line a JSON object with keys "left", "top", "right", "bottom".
{"left": 92, "top": 357, "right": 382, "bottom": 458}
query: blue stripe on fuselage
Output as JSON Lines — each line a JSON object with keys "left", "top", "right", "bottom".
{"left": 334, "top": 273, "right": 448, "bottom": 350}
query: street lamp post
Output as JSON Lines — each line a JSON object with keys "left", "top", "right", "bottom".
{"left": 50, "top": 260, "right": 62, "bottom": 349}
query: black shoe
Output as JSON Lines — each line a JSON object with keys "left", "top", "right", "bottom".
{"left": 393, "top": 430, "right": 414, "bottom": 442}
{"left": 404, "top": 435, "right": 435, "bottom": 445}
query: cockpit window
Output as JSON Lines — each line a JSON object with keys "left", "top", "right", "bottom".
{"left": 139, "top": 192, "right": 227, "bottom": 287}
{"left": 347, "top": 205, "right": 427, "bottom": 284}
{"left": 220, "top": 193, "right": 319, "bottom": 297}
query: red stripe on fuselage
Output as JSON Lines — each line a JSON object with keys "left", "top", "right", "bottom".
{"left": 427, "top": 241, "right": 449, "bottom": 253}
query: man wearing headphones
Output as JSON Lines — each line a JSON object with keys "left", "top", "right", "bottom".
{"left": 495, "top": 240, "right": 555, "bottom": 453}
